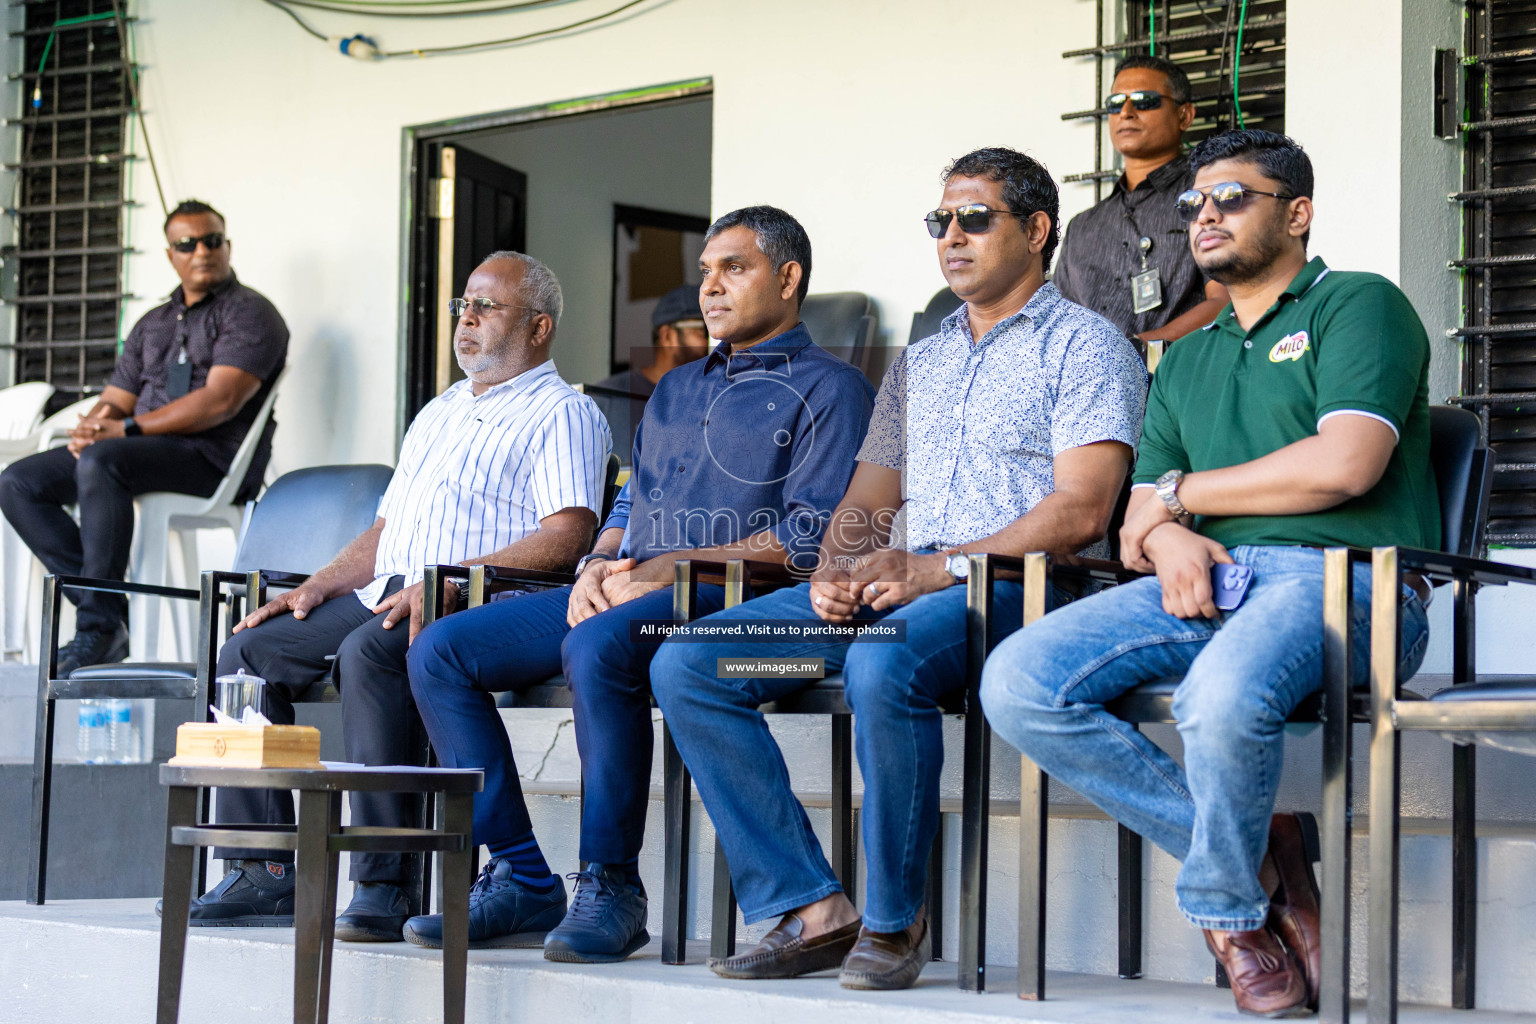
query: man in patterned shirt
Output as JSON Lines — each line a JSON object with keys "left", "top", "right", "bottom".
{"left": 167, "top": 251, "right": 611, "bottom": 939}
{"left": 650, "top": 148, "right": 1147, "bottom": 989}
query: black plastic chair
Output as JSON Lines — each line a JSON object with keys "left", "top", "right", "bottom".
{"left": 908, "top": 287, "right": 961, "bottom": 345}
{"left": 27, "top": 463, "right": 394, "bottom": 905}
{"left": 1362, "top": 408, "right": 1536, "bottom": 1023}
{"left": 1007, "top": 406, "right": 1493, "bottom": 1022}
{"left": 801, "top": 292, "right": 879, "bottom": 376}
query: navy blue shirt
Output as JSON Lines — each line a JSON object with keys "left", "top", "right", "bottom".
{"left": 602, "top": 323, "right": 875, "bottom": 569}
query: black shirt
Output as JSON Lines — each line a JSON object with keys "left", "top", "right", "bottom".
{"left": 1052, "top": 156, "right": 1211, "bottom": 337}
{"left": 108, "top": 272, "right": 288, "bottom": 475}
{"left": 588, "top": 368, "right": 655, "bottom": 465}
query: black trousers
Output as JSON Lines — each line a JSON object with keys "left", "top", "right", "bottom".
{"left": 212, "top": 577, "right": 430, "bottom": 883}
{"left": 0, "top": 439, "right": 224, "bottom": 632}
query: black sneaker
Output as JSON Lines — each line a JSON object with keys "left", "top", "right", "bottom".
{"left": 154, "top": 859, "right": 295, "bottom": 926}
{"left": 57, "top": 623, "right": 129, "bottom": 678}
{"left": 402, "top": 858, "right": 568, "bottom": 950}
{"left": 542, "top": 864, "right": 649, "bottom": 964}
{"left": 335, "top": 881, "right": 411, "bottom": 942}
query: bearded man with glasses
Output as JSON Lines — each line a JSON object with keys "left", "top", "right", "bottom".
{"left": 981, "top": 130, "right": 1439, "bottom": 1018}
{"left": 164, "top": 250, "right": 610, "bottom": 938}
{"left": 0, "top": 199, "right": 288, "bottom": 676}
{"left": 1052, "top": 55, "right": 1231, "bottom": 366}
{"left": 647, "top": 148, "right": 1145, "bottom": 990}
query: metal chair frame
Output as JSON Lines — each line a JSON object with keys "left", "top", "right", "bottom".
{"left": 1362, "top": 544, "right": 1536, "bottom": 1024}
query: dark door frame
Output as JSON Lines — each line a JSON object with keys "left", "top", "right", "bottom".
{"left": 395, "top": 77, "right": 715, "bottom": 442}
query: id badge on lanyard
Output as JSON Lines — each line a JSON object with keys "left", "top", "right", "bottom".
{"left": 167, "top": 338, "right": 193, "bottom": 399}
{"left": 1131, "top": 235, "right": 1163, "bottom": 315}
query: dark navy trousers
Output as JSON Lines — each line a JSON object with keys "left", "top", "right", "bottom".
{"left": 407, "top": 583, "right": 728, "bottom": 865}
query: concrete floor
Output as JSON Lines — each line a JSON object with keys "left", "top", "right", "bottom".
{"left": 4, "top": 899, "right": 1529, "bottom": 1024}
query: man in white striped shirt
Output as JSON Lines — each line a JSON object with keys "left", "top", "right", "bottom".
{"left": 175, "top": 252, "right": 611, "bottom": 939}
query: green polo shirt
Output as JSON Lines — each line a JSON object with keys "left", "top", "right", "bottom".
{"left": 1133, "top": 256, "right": 1439, "bottom": 550}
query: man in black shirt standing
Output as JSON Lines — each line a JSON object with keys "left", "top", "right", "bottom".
{"left": 0, "top": 199, "right": 288, "bottom": 675}
{"left": 1053, "top": 55, "right": 1229, "bottom": 361}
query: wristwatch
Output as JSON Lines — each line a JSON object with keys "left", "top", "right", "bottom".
{"left": 1154, "top": 469, "right": 1188, "bottom": 518}
{"left": 943, "top": 549, "right": 970, "bottom": 583}
{"left": 575, "top": 552, "right": 612, "bottom": 576}
{"left": 121, "top": 417, "right": 142, "bottom": 437}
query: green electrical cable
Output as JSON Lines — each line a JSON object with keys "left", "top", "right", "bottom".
{"left": 1233, "top": 0, "right": 1250, "bottom": 128}
{"left": 1149, "top": 3, "right": 1155, "bottom": 55}
{"left": 36, "top": 12, "right": 120, "bottom": 79}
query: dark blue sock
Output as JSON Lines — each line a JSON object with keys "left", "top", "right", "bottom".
{"left": 487, "top": 834, "right": 556, "bottom": 892}
{"left": 615, "top": 857, "right": 641, "bottom": 888}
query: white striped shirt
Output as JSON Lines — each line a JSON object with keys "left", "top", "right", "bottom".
{"left": 355, "top": 361, "right": 611, "bottom": 607}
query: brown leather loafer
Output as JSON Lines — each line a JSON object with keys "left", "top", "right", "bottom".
{"left": 1204, "top": 927, "right": 1310, "bottom": 1018}
{"left": 708, "top": 914, "right": 861, "bottom": 980}
{"left": 1260, "top": 812, "right": 1323, "bottom": 1010}
{"left": 838, "top": 919, "right": 931, "bottom": 991}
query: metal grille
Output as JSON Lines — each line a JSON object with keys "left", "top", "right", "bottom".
{"left": 5, "top": 0, "right": 136, "bottom": 406}
{"left": 1061, "top": 1, "right": 1287, "bottom": 201}
{"left": 1456, "top": 0, "right": 1536, "bottom": 546}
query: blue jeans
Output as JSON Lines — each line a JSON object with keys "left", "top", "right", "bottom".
{"left": 651, "top": 580, "right": 1033, "bottom": 933}
{"left": 979, "top": 544, "right": 1429, "bottom": 931}
{"left": 407, "top": 583, "right": 727, "bottom": 864}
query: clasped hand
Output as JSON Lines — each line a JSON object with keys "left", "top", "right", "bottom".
{"left": 66, "top": 414, "right": 124, "bottom": 457}
{"left": 808, "top": 549, "right": 953, "bottom": 623}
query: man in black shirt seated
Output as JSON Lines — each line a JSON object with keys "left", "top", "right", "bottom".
{"left": 589, "top": 282, "right": 708, "bottom": 458}
{"left": 0, "top": 199, "right": 288, "bottom": 675}
{"left": 1052, "top": 55, "right": 1229, "bottom": 362}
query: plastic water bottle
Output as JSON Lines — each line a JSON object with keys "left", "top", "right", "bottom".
{"left": 76, "top": 700, "right": 107, "bottom": 764}
{"left": 106, "top": 699, "right": 141, "bottom": 763}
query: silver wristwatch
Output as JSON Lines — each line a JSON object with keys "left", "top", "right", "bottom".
{"left": 943, "top": 549, "right": 970, "bottom": 583}
{"left": 575, "top": 553, "right": 612, "bottom": 576}
{"left": 1155, "top": 469, "right": 1188, "bottom": 518}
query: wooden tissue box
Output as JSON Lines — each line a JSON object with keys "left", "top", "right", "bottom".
{"left": 169, "top": 723, "right": 324, "bottom": 769}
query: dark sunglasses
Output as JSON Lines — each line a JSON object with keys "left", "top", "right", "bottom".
{"left": 923, "top": 204, "right": 1017, "bottom": 239}
{"left": 1174, "top": 182, "right": 1297, "bottom": 223}
{"left": 1104, "top": 89, "right": 1170, "bottom": 113}
{"left": 169, "top": 232, "right": 227, "bottom": 253}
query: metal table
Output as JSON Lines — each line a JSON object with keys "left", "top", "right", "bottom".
{"left": 154, "top": 762, "right": 483, "bottom": 1024}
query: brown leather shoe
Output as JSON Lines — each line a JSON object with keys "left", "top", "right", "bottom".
{"left": 1260, "top": 812, "right": 1323, "bottom": 1010}
{"left": 838, "top": 919, "right": 931, "bottom": 991}
{"left": 1203, "top": 927, "right": 1310, "bottom": 1018}
{"left": 707, "top": 913, "right": 861, "bottom": 980}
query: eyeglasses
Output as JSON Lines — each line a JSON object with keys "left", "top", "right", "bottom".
{"left": 923, "top": 204, "right": 1018, "bottom": 239}
{"left": 1104, "top": 89, "right": 1172, "bottom": 113}
{"left": 1174, "top": 182, "right": 1297, "bottom": 223}
{"left": 448, "top": 296, "right": 542, "bottom": 317}
{"left": 169, "top": 232, "right": 227, "bottom": 253}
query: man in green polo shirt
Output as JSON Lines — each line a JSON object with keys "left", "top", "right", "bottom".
{"left": 979, "top": 130, "right": 1436, "bottom": 1019}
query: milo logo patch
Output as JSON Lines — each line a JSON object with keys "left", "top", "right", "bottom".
{"left": 1269, "top": 330, "right": 1310, "bottom": 363}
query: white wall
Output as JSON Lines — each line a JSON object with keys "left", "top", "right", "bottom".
{"left": 100, "top": 0, "right": 1101, "bottom": 476}
{"left": 457, "top": 98, "right": 712, "bottom": 388}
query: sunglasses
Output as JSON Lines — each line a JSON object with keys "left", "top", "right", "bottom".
{"left": 169, "top": 232, "right": 227, "bottom": 253}
{"left": 1104, "top": 89, "right": 1170, "bottom": 113}
{"left": 448, "top": 296, "right": 542, "bottom": 317}
{"left": 923, "top": 204, "right": 1018, "bottom": 239}
{"left": 1174, "top": 182, "right": 1297, "bottom": 223}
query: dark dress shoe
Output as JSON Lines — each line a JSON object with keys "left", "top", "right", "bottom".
{"left": 1260, "top": 813, "right": 1323, "bottom": 1010}
{"left": 707, "top": 913, "right": 861, "bottom": 980}
{"left": 58, "top": 623, "right": 129, "bottom": 678}
{"left": 839, "top": 919, "right": 931, "bottom": 991}
{"left": 1204, "top": 927, "right": 1310, "bottom": 1019}
{"left": 335, "top": 882, "right": 410, "bottom": 942}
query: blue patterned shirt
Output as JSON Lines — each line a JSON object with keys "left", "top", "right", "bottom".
{"left": 856, "top": 282, "right": 1147, "bottom": 557}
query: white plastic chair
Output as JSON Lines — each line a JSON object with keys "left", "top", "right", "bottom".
{"left": 129, "top": 367, "right": 287, "bottom": 659}
{"left": 0, "top": 383, "right": 59, "bottom": 659}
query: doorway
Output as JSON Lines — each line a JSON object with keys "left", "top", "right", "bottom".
{"left": 399, "top": 80, "right": 713, "bottom": 428}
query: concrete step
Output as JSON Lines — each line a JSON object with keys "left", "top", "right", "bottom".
{"left": 4, "top": 898, "right": 1531, "bottom": 1024}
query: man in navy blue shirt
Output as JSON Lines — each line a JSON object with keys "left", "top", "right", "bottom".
{"left": 403, "top": 206, "right": 875, "bottom": 962}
